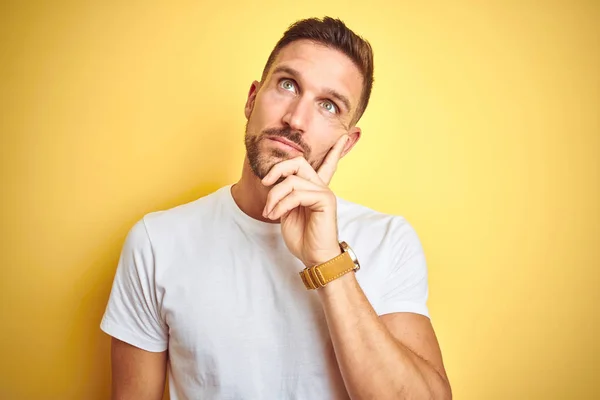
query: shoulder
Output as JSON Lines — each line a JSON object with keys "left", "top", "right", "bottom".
{"left": 124, "top": 186, "right": 228, "bottom": 250}
{"left": 336, "top": 196, "right": 424, "bottom": 259}
{"left": 336, "top": 196, "right": 419, "bottom": 238}
{"left": 143, "top": 186, "right": 225, "bottom": 231}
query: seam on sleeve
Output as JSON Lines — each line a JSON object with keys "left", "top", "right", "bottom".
{"left": 101, "top": 315, "right": 168, "bottom": 352}
{"left": 375, "top": 301, "right": 430, "bottom": 319}
{"left": 140, "top": 216, "right": 169, "bottom": 334}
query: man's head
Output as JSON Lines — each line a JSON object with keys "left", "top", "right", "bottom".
{"left": 244, "top": 17, "right": 374, "bottom": 180}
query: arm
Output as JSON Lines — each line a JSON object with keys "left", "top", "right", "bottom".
{"left": 258, "top": 143, "right": 449, "bottom": 397}
{"left": 318, "top": 272, "right": 451, "bottom": 400}
{"left": 111, "top": 338, "right": 168, "bottom": 400}
{"left": 100, "top": 220, "right": 170, "bottom": 399}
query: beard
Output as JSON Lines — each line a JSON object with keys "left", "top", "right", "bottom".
{"left": 244, "top": 122, "right": 322, "bottom": 181}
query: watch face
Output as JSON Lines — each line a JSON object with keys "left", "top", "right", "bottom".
{"left": 341, "top": 241, "right": 360, "bottom": 270}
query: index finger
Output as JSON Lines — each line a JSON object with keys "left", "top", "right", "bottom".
{"left": 317, "top": 134, "right": 349, "bottom": 185}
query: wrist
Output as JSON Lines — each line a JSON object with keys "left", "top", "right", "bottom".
{"left": 318, "top": 269, "right": 356, "bottom": 295}
{"left": 304, "top": 248, "right": 343, "bottom": 268}
{"left": 299, "top": 242, "right": 360, "bottom": 290}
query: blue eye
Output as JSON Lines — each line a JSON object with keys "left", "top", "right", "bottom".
{"left": 320, "top": 100, "right": 338, "bottom": 114}
{"left": 280, "top": 79, "right": 297, "bottom": 93}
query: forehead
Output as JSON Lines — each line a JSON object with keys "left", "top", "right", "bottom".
{"left": 268, "top": 39, "right": 363, "bottom": 111}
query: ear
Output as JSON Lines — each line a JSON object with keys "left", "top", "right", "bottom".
{"left": 340, "top": 126, "right": 361, "bottom": 158}
{"left": 244, "top": 80, "right": 261, "bottom": 119}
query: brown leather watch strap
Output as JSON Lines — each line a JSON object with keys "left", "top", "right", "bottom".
{"left": 299, "top": 251, "right": 356, "bottom": 290}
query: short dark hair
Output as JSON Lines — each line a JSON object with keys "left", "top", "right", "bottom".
{"left": 260, "top": 17, "right": 374, "bottom": 124}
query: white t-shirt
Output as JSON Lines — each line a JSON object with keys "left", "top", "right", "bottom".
{"left": 101, "top": 184, "right": 429, "bottom": 400}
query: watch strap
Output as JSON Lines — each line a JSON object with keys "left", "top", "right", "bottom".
{"left": 299, "top": 251, "right": 356, "bottom": 290}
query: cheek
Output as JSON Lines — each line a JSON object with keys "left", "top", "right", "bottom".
{"left": 325, "top": 113, "right": 348, "bottom": 131}
{"left": 307, "top": 137, "right": 336, "bottom": 163}
{"left": 252, "top": 91, "right": 290, "bottom": 123}
{"left": 311, "top": 119, "right": 347, "bottom": 150}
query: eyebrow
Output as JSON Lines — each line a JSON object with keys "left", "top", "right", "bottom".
{"left": 271, "top": 65, "right": 352, "bottom": 114}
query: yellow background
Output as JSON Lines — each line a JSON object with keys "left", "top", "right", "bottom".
{"left": 1, "top": 1, "right": 598, "bottom": 399}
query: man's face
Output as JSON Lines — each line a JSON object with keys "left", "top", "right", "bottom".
{"left": 244, "top": 39, "right": 363, "bottom": 180}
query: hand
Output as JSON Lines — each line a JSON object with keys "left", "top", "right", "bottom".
{"left": 261, "top": 135, "right": 349, "bottom": 268}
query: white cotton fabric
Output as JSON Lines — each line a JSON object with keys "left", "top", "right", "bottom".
{"left": 100, "top": 184, "right": 429, "bottom": 399}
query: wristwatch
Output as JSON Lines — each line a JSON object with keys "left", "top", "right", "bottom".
{"left": 299, "top": 241, "right": 360, "bottom": 290}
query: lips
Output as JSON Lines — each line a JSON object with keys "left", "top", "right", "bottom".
{"left": 268, "top": 137, "right": 304, "bottom": 153}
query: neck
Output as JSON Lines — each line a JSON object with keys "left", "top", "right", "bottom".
{"left": 231, "top": 156, "right": 280, "bottom": 224}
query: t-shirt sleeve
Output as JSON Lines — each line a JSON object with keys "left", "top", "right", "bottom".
{"left": 100, "top": 218, "right": 168, "bottom": 352}
{"left": 374, "top": 218, "right": 430, "bottom": 318}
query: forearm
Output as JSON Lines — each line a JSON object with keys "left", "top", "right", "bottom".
{"left": 318, "top": 273, "right": 450, "bottom": 400}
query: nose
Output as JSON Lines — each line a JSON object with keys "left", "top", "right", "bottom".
{"left": 281, "top": 96, "right": 312, "bottom": 133}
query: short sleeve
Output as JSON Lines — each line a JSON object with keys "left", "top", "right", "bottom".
{"left": 375, "top": 218, "right": 430, "bottom": 318}
{"left": 100, "top": 218, "right": 168, "bottom": 352}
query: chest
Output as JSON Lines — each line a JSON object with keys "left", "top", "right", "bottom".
{"left": 157, "top": 241, "right": 346, "bottom": 391}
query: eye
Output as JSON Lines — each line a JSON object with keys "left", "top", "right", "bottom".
{"left": 320, "top": 100, "right": 338, "bottom": 114}
{"left": 279, "top": 79, "right": 297, "bottom": 93}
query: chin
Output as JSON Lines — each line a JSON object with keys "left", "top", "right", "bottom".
{"left": 250, "top": 151, "right": 288, "bottom": 180}
{"left": 245, "top": 134, "right": 317, "bottom": 180}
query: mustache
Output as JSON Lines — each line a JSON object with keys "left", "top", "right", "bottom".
{"left": 262, "top": 127, "right": 311, "bottom": 155}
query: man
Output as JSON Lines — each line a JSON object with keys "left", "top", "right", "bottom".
{"left": 101, "top": 16, "right": 451, "bottom": 400}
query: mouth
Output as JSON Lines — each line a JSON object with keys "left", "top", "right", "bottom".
{"left": 267, "top": 136, "right": 304, "bottom": 153}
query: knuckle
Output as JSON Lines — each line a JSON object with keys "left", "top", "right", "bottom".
{"left": 265, "top": 191, "right": 274, "bottom": 204}
{"left": 283, "top": 176, "right": 299, "bottom": 189}
{"left": 325, "top": 190, "right": 336, "bottom": 203}
{"left": 285, "top": 174, "right": 298, "bottom": 183}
